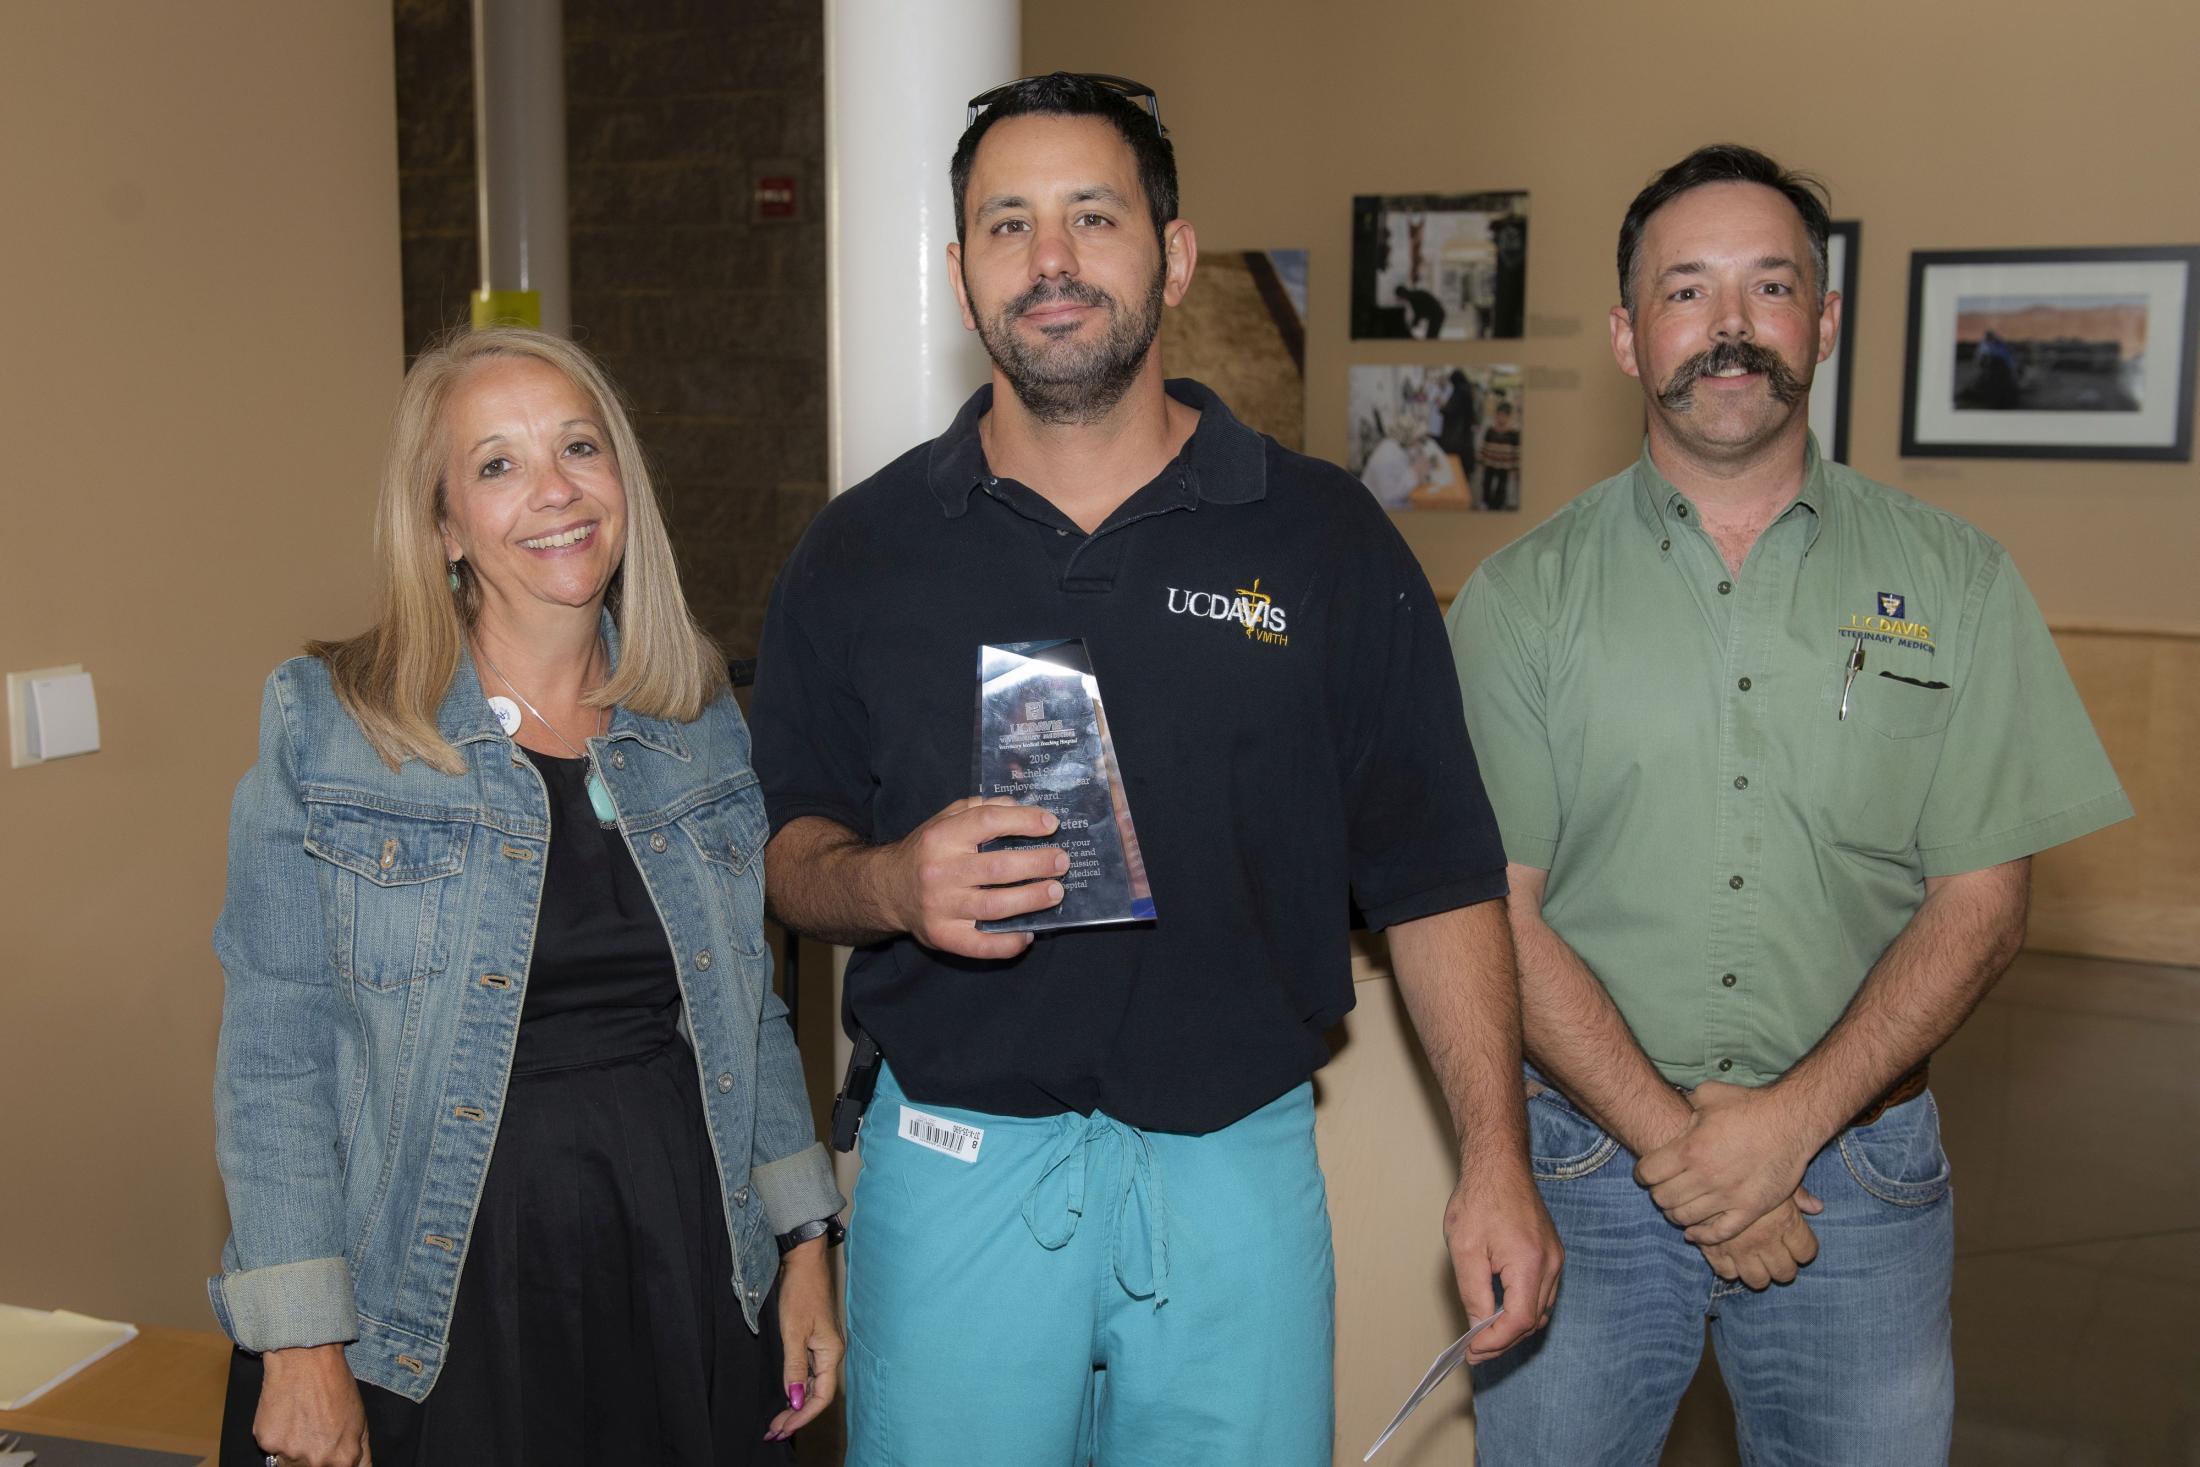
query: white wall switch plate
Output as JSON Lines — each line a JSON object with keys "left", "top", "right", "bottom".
{"left": 8, "top": 664, "right": 97, "bottom": 768}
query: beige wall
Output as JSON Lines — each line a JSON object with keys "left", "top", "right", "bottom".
{"left": 0, "top": 6, "right": 400, "bottom": 1328}
{"left": 1025, "top": 0, "right": 2200, "bottom": 630}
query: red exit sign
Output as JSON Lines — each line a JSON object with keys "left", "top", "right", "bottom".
{"left": 753, "top": 174, "right": 798, "bottom": 222}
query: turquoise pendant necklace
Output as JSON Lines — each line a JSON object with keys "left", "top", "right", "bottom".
{"left": 476, "top": 643, "right": 619, "bottom": 829}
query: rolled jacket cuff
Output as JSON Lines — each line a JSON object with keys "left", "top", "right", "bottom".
{"left": 751, "top": 1142, "right": 845, "bottom": 1235}
{"left": 210, "top": 1256, "right": 358, "bottom": 1354}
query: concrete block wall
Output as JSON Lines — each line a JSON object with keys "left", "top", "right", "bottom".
{"left": 394, "top": 0, "right": 827, "bottom": 658}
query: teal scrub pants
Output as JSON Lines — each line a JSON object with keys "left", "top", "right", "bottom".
{"left": 843, "top": 1064, "right": 1336, "bottom": 1467}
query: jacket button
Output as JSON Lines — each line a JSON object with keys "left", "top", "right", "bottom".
{"left": 734, "top": 1188, "right": 750, "bottom": 1207}
{"left": 1729, "top": 875, "right": 1745, "bottom": 890}
{"left": 1718, "top": 1058, "right": 1734, "bottom": 1072}
{"left": 649, "top": 832, "right": 669, "bottom": 853}
{"left": 716, "top": 1072, "right": 734, "bottom": 1093}
{"left": 611, "top": 750, "right": 626, "bottom": 769}
{"left": 695, "top": 949, "right": 712, "bottom": 970}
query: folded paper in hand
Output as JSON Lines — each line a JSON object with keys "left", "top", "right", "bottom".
{"left": 1362, "top": 1308, "right": 1503, "bottom": 1461}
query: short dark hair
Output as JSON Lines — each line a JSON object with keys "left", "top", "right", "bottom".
{"left": 1617, "top": 144, "right": 1831, "bottom": 313}
{"left": 949, "top": 73, "right": 1178, "bottom": 248}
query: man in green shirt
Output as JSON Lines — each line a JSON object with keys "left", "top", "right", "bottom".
{"left": 1449, "top": 144, "right": 2130, "bottom": 1465}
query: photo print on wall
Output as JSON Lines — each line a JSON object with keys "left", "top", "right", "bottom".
{"left": 1901, "top": 245, "right": 2199, "bottom": 461}
{"left": 1807, "top": 220, "right": 1860, "bottom": 463}
{"left": 1348, "top": 364, "right": 1524, "bottom": 512}
{"left": 1351, "top": 192, "right": 1528, "bottom": 340}
{"left": 1160, "top": 249, "right": 1308, "bottom": 449}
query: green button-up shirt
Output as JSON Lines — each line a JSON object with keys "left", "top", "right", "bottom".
{"left": 1448, "top": 439, "right": 2132, "bottom": 1087}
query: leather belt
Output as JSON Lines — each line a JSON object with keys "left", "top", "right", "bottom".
{"left": 1849, "top": 1063, "right": 1930, "bottom": 1129}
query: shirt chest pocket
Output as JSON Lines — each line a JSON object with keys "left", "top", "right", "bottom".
{"left": 1813, "top": 671, "right": 1954, "bottom": 858}
{"left": 305, "top": 800, "right": 473, "bottom": 991}
{"left": 674, "top": 781, "right": 771, "bottom": 959}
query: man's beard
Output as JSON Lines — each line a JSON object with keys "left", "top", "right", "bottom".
{"left": 971, "top": 266, "right": 1166, "bottom": 426}
{"left": 1657, "top": 339, "right": 1807, "bottom": 412}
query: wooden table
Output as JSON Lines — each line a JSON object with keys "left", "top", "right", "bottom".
{"left": 0, "top": 1327, "right": 229, "bottom": 1465}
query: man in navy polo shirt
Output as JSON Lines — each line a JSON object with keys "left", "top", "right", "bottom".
{"left": 750, "top": 73, "right": 1559, "bottom": 1467}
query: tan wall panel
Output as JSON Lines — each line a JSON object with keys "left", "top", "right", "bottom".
{"left": 0, "top": 6, "right": 401, "bottom": 1327}
{"left": 2031, "top": 630, "right": 2200, "bottom": 966}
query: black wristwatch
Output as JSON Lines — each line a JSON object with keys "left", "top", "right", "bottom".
{"left": 777, "top": 1215, "right": 846, "bottom": 1254}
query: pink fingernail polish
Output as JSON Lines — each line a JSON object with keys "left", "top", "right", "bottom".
{"left": 788, "top": 1381, "right": 807, "bottom": 1411}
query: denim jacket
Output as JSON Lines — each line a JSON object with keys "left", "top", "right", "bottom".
{"left": 210, "top": 631, "right": 841, "bottom": 1401}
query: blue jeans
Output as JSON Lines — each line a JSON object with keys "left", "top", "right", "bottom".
{"left": 843, "top": 1065, "right": 1335, "bottom": 1467}
{"left": 1470, "top": 1079, "right": 1954, "bottom": 1466}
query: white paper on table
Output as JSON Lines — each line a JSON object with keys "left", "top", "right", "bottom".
{"left": 0, "top": 1302, "right": 139, "bottom": 1410}
{"left": 1362, "top": 1307, "right": 1504, "bottom": 1461}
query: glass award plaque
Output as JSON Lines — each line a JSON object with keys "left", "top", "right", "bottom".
{"left": 974, "top": 640, "right": 1156, "bottom": 934}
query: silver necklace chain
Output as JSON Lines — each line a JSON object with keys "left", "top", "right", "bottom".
{"left": 474, "top": 641, "right": 605, "bottom": 761}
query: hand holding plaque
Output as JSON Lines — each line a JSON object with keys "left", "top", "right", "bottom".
{"left": 974, "top": 640, "right": 1156, "bottom": 934}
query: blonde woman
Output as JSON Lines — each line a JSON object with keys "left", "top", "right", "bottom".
{"left": 211, "top": 329, "right": 842, "bottom": 1467}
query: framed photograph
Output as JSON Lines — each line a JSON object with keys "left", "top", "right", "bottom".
{"left": 1351, "top": 192, "right": 1528, "bottom": 340}
{"left": 1901, "top": 245, "right": 2199, "bottom": 461}
{"left": 1347, "top": 364, "right": 1524, "bottom": 512}
{"left": 1160, "top": 248, "right": 1306, "bottom": 449}
{"left": 1808, "top": 220, "right": 1860, "bottom": 463}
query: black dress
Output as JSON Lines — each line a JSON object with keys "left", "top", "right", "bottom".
{"left": 223, "top": 750, "right": 788, "bottom": 1467}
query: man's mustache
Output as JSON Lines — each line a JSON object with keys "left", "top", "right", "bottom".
{"left": 1658, "top": 340, "right": 1805, "bottom": 409}
{"left": 1007, "top": 278, "right": 1115, "bottom": 318}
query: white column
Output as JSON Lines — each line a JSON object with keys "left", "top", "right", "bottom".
{"left": 825, "top": 0, "right": 1018, "bottom": 493}
{"left": 821, "top": 0, "right": 1019, "bottom": 1193}
{"left": 471, "top": 0, "right": 570, "bottom": 334}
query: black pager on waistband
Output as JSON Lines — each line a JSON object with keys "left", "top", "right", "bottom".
{"left": 830, "top": 1026, "right": 884, "bottom": 1152}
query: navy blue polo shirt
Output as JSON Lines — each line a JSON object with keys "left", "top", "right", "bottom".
{"left": 751, "top": 379, "right": 1507, "bottom": 1134}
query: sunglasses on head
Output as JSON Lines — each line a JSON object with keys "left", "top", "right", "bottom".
{"left": 965, "top": 72, "right": 1166, "bottom": 134}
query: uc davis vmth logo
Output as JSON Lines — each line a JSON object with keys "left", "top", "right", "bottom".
{"left": 1165, "top": 577, "right": 1289, "bottom": 647}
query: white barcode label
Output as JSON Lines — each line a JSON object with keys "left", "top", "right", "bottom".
{"left": 898, "top": 1105, "right": 984, "bottom": 1163}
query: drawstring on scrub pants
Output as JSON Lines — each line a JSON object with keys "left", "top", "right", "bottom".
{"left": 1019, "top": 1111, "right": 1173, "bottom": 1307}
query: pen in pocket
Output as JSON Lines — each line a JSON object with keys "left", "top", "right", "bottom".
{"left": 1838, "top": 643, "right": 1865, "bottom": 721}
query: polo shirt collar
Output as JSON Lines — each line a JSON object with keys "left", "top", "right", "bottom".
{"left": 1629, "top": 432, "right": 1830, "bottom": 551}
{"left": 926, "top": 377, "right": 1269, "bottom": 518}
